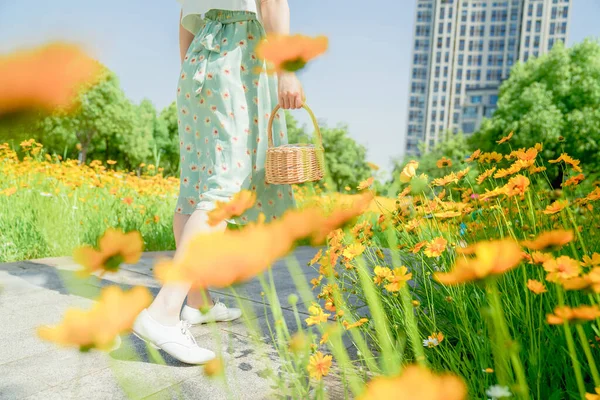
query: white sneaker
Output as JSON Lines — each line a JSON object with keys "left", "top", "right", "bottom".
{"left": 181, "top": 300, "right": 242, "bottom": 325}
{"left": 132, "top": 309, "right": 216, "bottom": 365}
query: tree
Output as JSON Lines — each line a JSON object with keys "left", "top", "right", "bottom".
{"left": 38, "top": 68, "right": 135, "bottom": 164}
{"left": 470, "top": 39, "right": 600, "bottom": 182}
{"left": 285, "top": 111, "right": 372, "bottom": 192}
{"left": 155, "top": 101, "right": 180, "bottom": 174}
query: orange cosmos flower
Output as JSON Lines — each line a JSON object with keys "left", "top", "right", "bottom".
{"left": 513, "top": 147, "right": 538, "bottom": 162}
{"left": 255, "top": 34, "right": 328, "bottom": 73}
{"left": 434, "top": 239, "right": 522, "bottom": 285}
{"left": 583, "top": 253, "right": 600, "bottom": 267}
{"left": 309, "top": 249, "right": 323, "bottom": 266}
{"left": 207, "top": 190, "right": 256, "bottom": 226}
{"left": 521, "top": 230, "right": 573, "bottom": 251}
{"left": 586, "top": 187, "right": 600, "bottom": 202}
{"left": 543, "top": 256, "right": 581, "bottom": 282}
{"left": 384, "top": 266, "right": 413, "bottom": 292}
{"left": 357, "top": 176, "right": 374, "bottom": 190}
{"left": 543, "top": 200, "right": 568, "bottom": 215}
{"left": 0, "top": 43, "right": 102, "bottom": 115}
{"left": 480, "top": 151, "right": 504, "bottom": 163}
{"left": 563, "top": 173, "right": 585, "bottom": 187}
{"left": 1, "top": 187, "right": 17, "bottom": 196}
{"left": 496, "top": 131, "right": 514, "bottom": 144}
{"left": 466, "top": 149, "right": 481, "bottom": 162}
{"left": 505, "top": 175, "right": 530, "bottom": 197}
{"left": 73, "top": 228, "right": 143, "bottom": 276}
{"left": 527, "top": 279, "right": 547, "bottom": 294}
{"left": 357, "top": 365, "right": 467, "bottom": 400}
{"left": 530, "top": 251, "right": 553, "bottom": 265}
{"left": 455, "top": 167, "right": 470, "bottom": 180}
{"left": 38, "top": 286, "right": 151, "bottom": 351}
{"left": 547, "top": 305, "right": 600, "bottom": 325}
{"left": 307, "top": 352, "right": 332, "bottom": 380}
{"left": 476, "top": 168, "right": 496, "bottom": 185}
{"left": 400, "top": 160, "right": 419, "bottom": 183}
{"left": 436, "top": 157, "right": 452, "bottom": 168}
{"left": 156, "top": 194, "right": 370, "bottom": 289}
{"left": 424, "top": 237, "right": 447, "bottom": 258}
{"left": 106, "top": 160, "right": 117, "bottom": 165}
{"left": 122, "top": 197, "right": 133, "bottom": 205}
{"left": 432, "top": 173, "right": 458, "bottom": 187}
{"left": 343, "top": 318, "right": 369, "bottom": 330}
{"left": 549, "top": 153, "right": 582, "bottom": 172}
{"left": 412, "top": 241, "right": 427, "bottom": 254}
{"left": 479, "top": 186, "right": 508, "bottom": 201}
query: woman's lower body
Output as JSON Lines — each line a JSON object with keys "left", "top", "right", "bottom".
{"left": 132, "top": 10, "right": 295, "bottom": 364}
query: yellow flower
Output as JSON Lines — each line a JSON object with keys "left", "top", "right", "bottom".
{"left": 563, "top": 173, "right": 585, "bottom": 187}
{"left": 476, "top": 168, "right": 496, "bottom": 185}
{"left": 496, "top": 131, "right": 514, "bottom": 144}
{"left": 400, "top": 160, "right": 419, "bottom": 183}
{"left": 256, "top": 34, "right": 328, "bottom": 73}
{"left": 543, "top": 200, "right": 568, "bottom": 215}
{"left": 547, "top": 305, "right": 600, "bottom": 325}
{"left": 343, "top": 318, "right": 369, "bottom": 330}
{"left": 583, "top": 253, "right": 600, "bottom": 267}
{"left": 305, "top": 303, "right": 330, "bottom": 326}
{"left": 357, "top": 176, "right": 374, "bottom": 191}
{"left": 527, "top": 279, "right": 547, "bottom": 294}
{"left": 106, "top": 160, "right": 117, "bottom": 165}
{"left": 288, "top": 332, "right": 307, "bottom": 354}
{"left": 586, "top": 387, "right": 600, "bottom": 400}
{"left": 505, "top": 175, "right": 530, "bottom": 197}
{"left": 38, "top": 286, "right": 151, "bottom": 351}
{"left": 207, "top": 190, "right": 256, "bottom": 226}
{"left": 424, "top": 237, "right": 447, "bottom": 258}
{"left": 357, "top": 365, "right": 467, "bottom": 400}
{"left": 521, "top": 230, "right": 573, "bottom": 251}
{"left": 549, "top": 153, "right": 582, "bottom": 172}
{"left": 436, "top": 157, "right": 452, "bottom": 168}
{"left": 319, "top": 332, "right": 330, "bottom": 345}
{"left": 307, "top": 352, "right": 332, "bottom": 380}
{"left": 309, "top": 249, "right": 323, "bottom": 266}
{"left": 367, "top": 162, "right": 380, "bottom": 171}
{"left": 343, "top": 242, "right": 365, "bottom": 260}
{"left": 543, "top": 256, "right": 581, "bottom": 282}
{"left": 204, "top": 357, "right": 224, "bottom": 377}
{"left": 373, "top": 266, "right": 392, "bottom": 285}
{"left": 384, "top": 266, "right": 412, "bottom": 292}
{"left": 434, "top": 239, "right": 522, "bottom": 285}
{"left": 412, "top": 241, "right": 427, "bottom": 254}
{"left": 483, "top": 368, "right": 494, "bottom": 374}
{"left": 73, "top": 228, "right": 143, "bottom": 276}
{"left": 1, "top": 187, "right": 17, "bottom": 196}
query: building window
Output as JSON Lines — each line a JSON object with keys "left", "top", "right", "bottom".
{"left": 490, "top": 95, "right": 499, "bottom": 105}
{"left": 471, "top": 95, "right": 483, "bottom": 104}
{"left": 462, "top": 122, "right": 476, "bottom": 134}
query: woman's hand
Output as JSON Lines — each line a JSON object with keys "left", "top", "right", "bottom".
{"left": 277, "top": 72, "right": 304, "bottom": 109}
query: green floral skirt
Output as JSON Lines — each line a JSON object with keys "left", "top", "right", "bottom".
{"left": 175, "top": 10, "right": 295, "bottom": 224}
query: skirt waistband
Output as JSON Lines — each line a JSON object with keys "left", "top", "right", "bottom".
{"left": 204, "top": 9, "right": 257, "bottom": 23}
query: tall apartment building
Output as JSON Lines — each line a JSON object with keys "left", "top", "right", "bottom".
{"left": 404, "top": 0, "right": 571, "bottom": 157}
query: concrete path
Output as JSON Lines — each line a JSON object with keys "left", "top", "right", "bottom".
{"left": 0, "top": 247, "right": 349, "bottom": 400}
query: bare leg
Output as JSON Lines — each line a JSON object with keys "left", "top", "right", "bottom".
{"left": 146, "top": 210, "right": 226, "bottom": 326}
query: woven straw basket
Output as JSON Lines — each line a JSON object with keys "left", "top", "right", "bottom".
{"left": 265, "top": 104, "right": 325, "bottom": 185}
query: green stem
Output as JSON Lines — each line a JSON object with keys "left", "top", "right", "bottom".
{"left": 575, "top": 324, "right": 600, "bottom": 387}
{"left": 487, "top": 279, "right": 530, "bottom": 399}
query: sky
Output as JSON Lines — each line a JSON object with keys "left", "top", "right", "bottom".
{"left": 1, "top": 0, "right": 600, "bottom": 173}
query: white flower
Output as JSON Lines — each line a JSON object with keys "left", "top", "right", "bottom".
{"left": 422, "top": 338, "right": 439, "bottom": 348}
{"left": 39, "top": 192, "right": 53, "bottom": 197}
{"left": 486, "top": 385, "right": 512, "bottom": 399}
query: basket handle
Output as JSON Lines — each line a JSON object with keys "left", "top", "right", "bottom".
{"left": 267, "top": 104, "right": 323, "bottom": 148}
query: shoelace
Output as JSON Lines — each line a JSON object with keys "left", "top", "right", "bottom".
{"left": 179, "top": 320, "right": 197, "bottom": 344}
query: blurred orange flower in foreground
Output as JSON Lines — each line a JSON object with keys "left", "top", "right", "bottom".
{"left": 38, "top": 286, "right": 151, "bottom": 351}
{"left": 547, "top": 305, "right": 600, "bottom": 325}
{"left": 155, "top": 193, "right": 372, "bottom": 288}
{"left": 207, "top": 190, "right": 256, "bottom": 226}
{"left": 256, "top": 34, "right": 328, "bottom": 73}
{"left": 73, "top": 228, "right": 143, "bottom": 276}
{"left": 434, "top": 239, "right": 522, "bottom": 285}
{"left": 0, "top": 43, "right": 101, "bottom": 114}
{"left": 357, "top": 365, "right": 467, "bottom": 400}
{"left": 521, "top": 230, "right": 573, "bottom": 251}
